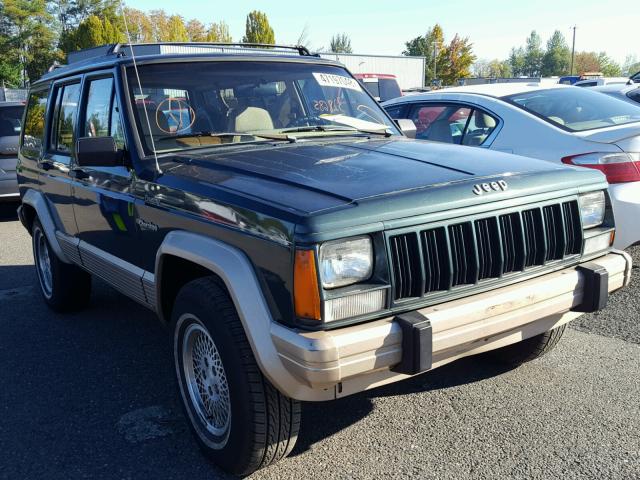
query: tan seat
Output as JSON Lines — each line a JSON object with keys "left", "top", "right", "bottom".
{"left": 228, "top": 106, "right": 274, "bottom": 133}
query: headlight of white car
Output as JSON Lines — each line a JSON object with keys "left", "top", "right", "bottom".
{"left": 319, "top": 236, "right": 373, "bottom": 289}
{"left": 578, "top": 191, "right": 605, "bottom": 229}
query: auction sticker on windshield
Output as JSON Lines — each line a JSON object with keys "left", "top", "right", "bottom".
{"left": 313, "top": 72, "right": 362, "bottom": 92}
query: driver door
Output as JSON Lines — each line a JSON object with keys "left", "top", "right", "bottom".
{"left": 71, "top": 71, "right": 142, "bottom": 268}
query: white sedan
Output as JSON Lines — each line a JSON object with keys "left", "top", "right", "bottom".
{"left": 383, "top": 83, "right": 640, "bottom": 249}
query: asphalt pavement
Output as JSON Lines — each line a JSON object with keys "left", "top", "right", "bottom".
{"left": 0, "top": 203, "right": 638, "bottom": 480}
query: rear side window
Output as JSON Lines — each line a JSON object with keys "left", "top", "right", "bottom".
{"left": 0, "top": 106, "right": 23, "bottom": 137}
{"left": 627, "top": 89, "right": 640, "bottom": 104}
{"left": 52, "top": 83, "right": 81, "bottom": 155}
{"left": 21, "top": 89, "right": 48, "bottom": 160}
{"left": 505, "top": 87, "right": 640, "bottom": 131}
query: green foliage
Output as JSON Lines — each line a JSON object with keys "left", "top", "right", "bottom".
{"left": 541, "top": 30, "right": 570, "bottom": 76}
{"left": 206, "top": 22, "right": 232, "bottom": 43}
{"left": 404, "top": 24, "right": 474, "bottom": 85}
{"left": 329, "top": 33, "right": 352, "bottom": 53}
{"left": 242, "top": 10, "right": 275, "bottom": 44}
{"left": 166, "top": 15, "right": 189, "bottom": 42}
{"left": 523, "top": 31, "right": 543, "bottom": 77}
{"left": 597, "top": 52, "right": 622, "bottom": 76}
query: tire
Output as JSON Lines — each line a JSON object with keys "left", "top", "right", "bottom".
{"left": 32, "top": 219, "right": 92, "bottom": 312}
{"left": 489, "top": 324, "right": 567, "bottom": 366}
{"left": 172, "top": 277, "right": 300, "bottom": 476}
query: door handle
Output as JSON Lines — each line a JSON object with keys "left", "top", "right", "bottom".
{"left": 69, "top": 168, "right": 90, "bottom": 180}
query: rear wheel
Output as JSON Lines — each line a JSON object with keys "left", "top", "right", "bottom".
{"left": 32, "top": 219, "right": 91, "bottom": 312}
{"left": 172, "top": 277, "right": 300, "bottom": 475}
{"left": 489, "top": 324, "right": 567, "bottom": 366}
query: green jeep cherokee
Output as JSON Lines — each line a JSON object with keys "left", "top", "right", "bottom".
{"left": 16, "top": 43, "right": 631, "bottom": 475}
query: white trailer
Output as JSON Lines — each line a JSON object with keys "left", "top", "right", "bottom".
{"left": 319, "top": 53, "right": 426, "bottom": 90}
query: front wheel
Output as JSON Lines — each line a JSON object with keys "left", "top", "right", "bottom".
{"left": 172, "top": 277, "right": 300, "bottom": 475}
{"left": 489, "top": 324, "right": 567, "bottom": 366}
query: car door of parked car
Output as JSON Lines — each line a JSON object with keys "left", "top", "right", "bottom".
{"left": 40, "top": 77, "right": 83, "bottom": 235}
{"left": 71, "top": 71, "right": 142, "bottom": 267}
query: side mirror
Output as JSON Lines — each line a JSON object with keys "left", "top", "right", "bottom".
{"left": 75, "top": 136, "right": 122, "bottom": 167}
{"left": 396, "top": 119, "right": 417, "bottom": 139}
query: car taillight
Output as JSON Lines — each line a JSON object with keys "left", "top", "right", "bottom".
{"left": 561, "top": 152, "right": 640, "bottom": 183}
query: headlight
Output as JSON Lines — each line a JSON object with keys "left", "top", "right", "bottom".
{"left": 319, "top": 236, "right": 373, "bottom": 289}
{"left": 578, "top": 191, "right": 605, "bottom": 229}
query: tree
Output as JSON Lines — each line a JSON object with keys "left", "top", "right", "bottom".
{"left": 574, "top": 51, "right": 601, "bottom": 75}
{"left": 165, "top": 15, "right": 188, "bottom": 42}
{"left": 623, "top": 55, "right": 640, "bottom": 76}
{"left": 508, "top": 47, "right": 526, "bottom": 76}
{"left": 206, "top": 21, "right": 232, "bottom": 42}
{"left": 440, "top": 34, "right": 476, "bottom": 85}
{"left": 186, "top": 19, "right": 207, "bottom": 42}
{"left": 242, "top": 10, "right": 275, "bottom": 44}
{"left": 597, "top": 52, "right": 622, "bottom": 76}
{"left": 122, "top": 7, "right": 154, "bottom": 43}
{"left": 488, "top": 59, "right": 511, "bottom": 78}
{"left": 403, "top": 24, "right": 448, "bottom": 84}
{"left": 329, "top": 33, "right": 352, "bottom": 53}
{"left": 542, "top": 30, "right": 570, "bottom": 76}
{"left": 523, "top": 31, "right": 544, "bottom": 77}
{"left": 0, "top": 0, "right": 59, "bottom": 86}
{"left": 148, "top": 9, "right": 169, "bottom": 41}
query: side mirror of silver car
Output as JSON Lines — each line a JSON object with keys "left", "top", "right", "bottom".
{"left": 395, "top": 119, "right": 417, "bottom": 139}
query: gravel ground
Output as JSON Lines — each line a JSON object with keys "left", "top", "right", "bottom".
{"left": 0, "top": 206, "right": 638, "bottom": 480}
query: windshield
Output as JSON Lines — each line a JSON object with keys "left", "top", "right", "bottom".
{"left": 126, "top": 61, "right": 400, "bottom": 154}
{"left": 504, "top": 87, "right": 640, "bottom": 132}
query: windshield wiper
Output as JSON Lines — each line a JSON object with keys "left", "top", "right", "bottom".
{"left": 156, "top": 131, "right": 296, "bottom": 143}
{"left": 280, "top": 125, "right": 392, "bottom": 137}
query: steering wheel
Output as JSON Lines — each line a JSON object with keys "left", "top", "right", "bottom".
{"left": 155, "top": 97, "right": 196, "bottom": 134}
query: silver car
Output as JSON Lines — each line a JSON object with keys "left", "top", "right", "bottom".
{"left": 0, "top": 102, "right": 24, "bottom": 202}
{"left": 592, "top": 84, "right": 640, "bottom": 107}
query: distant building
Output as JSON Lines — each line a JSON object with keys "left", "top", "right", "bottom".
{"left": 0, "top": 87, "right": 27, "bottom": 102}
{"left": 319, "top": 53, "right": 426, "bottom": 90}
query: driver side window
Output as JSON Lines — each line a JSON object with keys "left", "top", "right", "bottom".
{"left": 83, "top": 76, "right": 125, "bottom": 150}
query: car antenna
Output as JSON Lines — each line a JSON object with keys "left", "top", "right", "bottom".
{"left": 118, "top": 0, "right": 162, "bottom": 175}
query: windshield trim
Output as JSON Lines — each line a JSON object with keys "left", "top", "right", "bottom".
{"left": 501, "top": 87, "right": 640, "bottom": 133}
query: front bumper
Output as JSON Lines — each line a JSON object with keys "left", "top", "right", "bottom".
{"left": 270, "top": 251, "right": 631, "bottom": 400}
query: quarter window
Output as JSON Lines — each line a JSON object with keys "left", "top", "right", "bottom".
{"left": 52, "top": 83, "right": 81, "bottom": 155}
{"left": 21, "top": 89, "right": 48, "bottom": 160}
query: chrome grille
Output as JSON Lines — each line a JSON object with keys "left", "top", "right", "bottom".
{"left": 388, "top": 200, "right": 583, "bottom": 302}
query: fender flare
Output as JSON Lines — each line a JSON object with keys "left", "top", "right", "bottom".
{"left": 155, "top": 230, "right": 325, "bottom": 401}
{"left": 21, "top": 189, "right": 71, "bottom": 264}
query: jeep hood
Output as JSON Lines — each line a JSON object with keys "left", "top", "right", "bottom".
{"left": 165, "top": 138, "right": 605, "bottom": 218}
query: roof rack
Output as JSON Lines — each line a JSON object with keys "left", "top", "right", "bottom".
{"left": 66, "top": 42, "right": 317, "bottom": 65}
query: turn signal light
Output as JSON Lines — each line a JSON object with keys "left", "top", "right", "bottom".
{"left": 294, "top": 249, "right": 321, "bottom": 320}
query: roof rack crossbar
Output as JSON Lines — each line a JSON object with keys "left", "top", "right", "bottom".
{"left": 109, "top": 42, "right": 315, "bottom": 57}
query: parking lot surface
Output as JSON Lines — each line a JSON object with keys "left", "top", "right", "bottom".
{"left": 0, "top": 204, "right": 638, "bottom": 480}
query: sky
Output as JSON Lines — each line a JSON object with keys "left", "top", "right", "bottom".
{"left": 124, "top": 0, "right": 639, "bottom": 64}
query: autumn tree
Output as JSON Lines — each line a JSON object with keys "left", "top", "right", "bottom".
{"left": 404, "top": 24, "right": 474, "bottom": 85}
{"left": 242, "top": 10, "right": 275, "bottom": 44}
{"left": 166, "top": 15, "right": 188, "bottom": 42}
{"left": 206, "top": 22, "right": 232, "bottom": 42}
{"left": 329, "top": 33, "right": 352, "bottom": 53}
{"left": 186, "top": 20, "right": 207, "bottom": 42}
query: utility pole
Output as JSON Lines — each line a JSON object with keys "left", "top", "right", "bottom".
{"left": 570, "top": 25, "right": 577, "bottom": 75}
{"left": 433, "top": 40, "right": 437, "bottom": 83}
